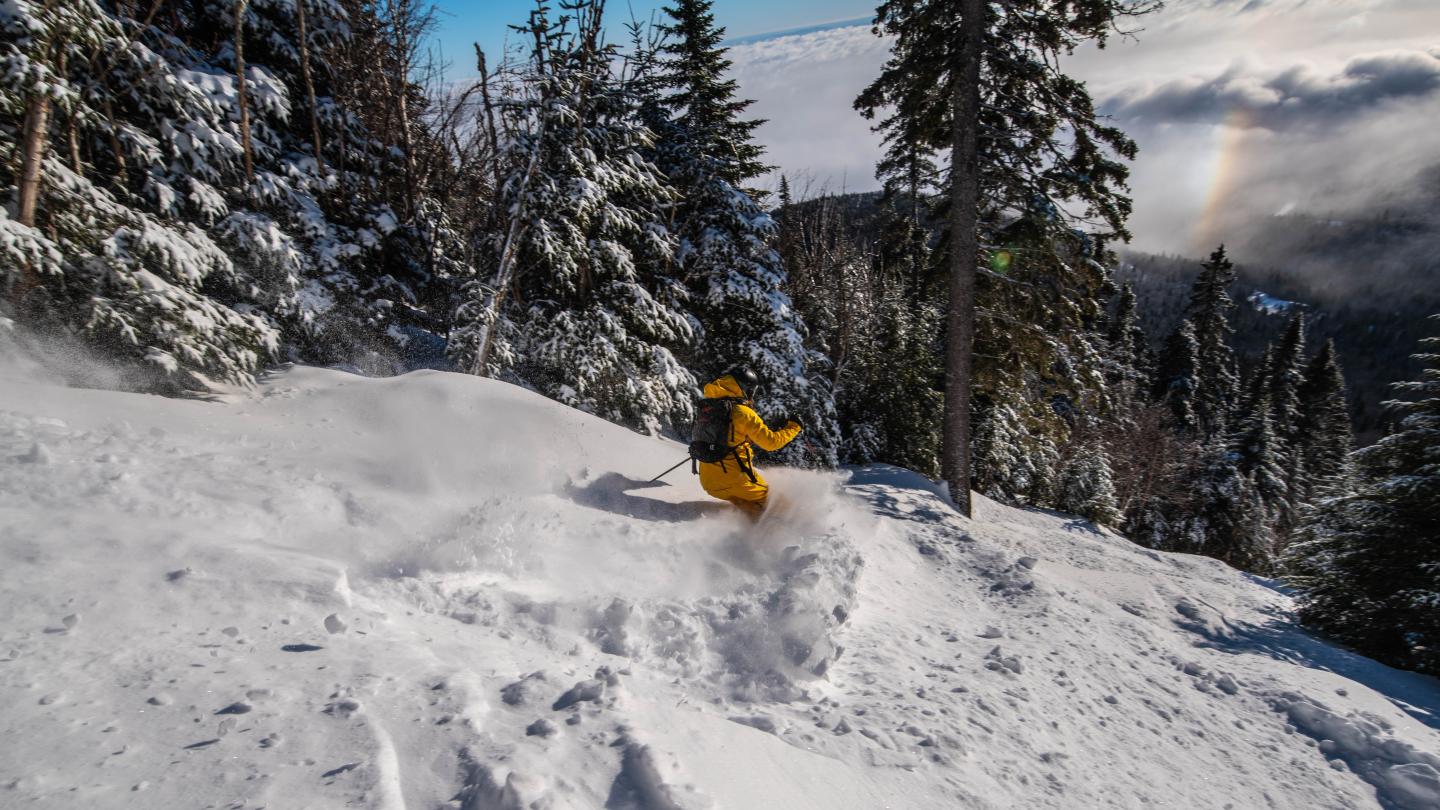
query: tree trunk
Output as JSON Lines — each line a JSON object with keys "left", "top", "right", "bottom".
{"left": 234, "top": 0, "right": 254, "bottom": 184}
{"left": 475, "top": 47, "right": 505, "bottom": 210}
{"left": 394, "top": 82, "right": 417, "bottom": 217}
{"left": 102, "top": 99, "right": 129, "bottom": 186}
{"left": 294, "top": 0, "right": 325, "bottom": 175}
{"left": 62, "top": 42, "right": 79, "bottom": 174}
{"left": 472, "top": 123, "right": 546, "bottom": 376}
{"left": 17, "top": 95, "right": 51, "bottom": 229}
{"left": 11, "top": 83, "right": 52, "bottom": 306}
{"left": 942, "top": 0, "right": 984, "bottom": 517}
{"left": 385, "top": 0, "right": 418, "bottom": 219}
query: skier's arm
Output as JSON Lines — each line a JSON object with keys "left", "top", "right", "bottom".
{"left": 735, "top": 405, "right": 801, "bottom": 452}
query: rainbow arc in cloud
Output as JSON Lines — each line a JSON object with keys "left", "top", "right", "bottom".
{"left": 1192, "top": 106, "right": 1260, "bottom": 253}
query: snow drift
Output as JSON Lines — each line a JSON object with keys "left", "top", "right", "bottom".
{"left": 1, "top": 364, "right": 1438, "bottom": 809}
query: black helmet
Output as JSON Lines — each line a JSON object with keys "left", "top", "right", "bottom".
{"left": 726, "top": 367, "right": 760, "bottom": 399}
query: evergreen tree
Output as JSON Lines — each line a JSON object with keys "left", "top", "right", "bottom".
{"left": 1154, "top": 319, "right": 1199, "bottom": 432}
{"left": 971, "top": 387, "right": 1057, "bottom": 504}
{"left": 854, "top": 0, "right": 1157, "bottom": 511}
{"left": 775, "top": 175, "right": 802, "bottom": 286}
{"left": 177, "top": 0, "right": 410, "bottom": 368}
{"left": 839, "top": 290, "right": 943, "bottom": 476}
{"left": 1241, "top": 346, "right": 1276, "bottom": 417}
{"left": 1295, "top": 340, "right": 1354, "bottom": 501}
{"left": 1058, "top": 444, "right": 1121, "bottom": 527}
{"left": 1105, "top": 282, "right": 1152, "bottom": 401}
{"left": 1179, "top": 246, "right": 1241, "bottom": 439}
{"left": 1182, "top": 438, "right": 1275, "bottom": 572}
{"left": 1267, "top": 313, "right": 1308, "bottom": 534}
{"left": 1269, "top": 313, "right": 1307, "bottom": 444}
{"left": 654, "top": 0, "right": 768, "bottom": 186}
{"left": 1231, "top": 391, "right": 1287, "bottom": 511}
{"left": 0, "top": 0, "right": 434, "bottom": 386}
{"left": 1287, "top": 318, "right": 1440, "bottom": 675}
{"left": 452, "top": 2, "right": 694, "bottom": 435}
{"left": 651, "top": 0, "right": 838, "bottom": 464}
{"left": 1, "top": 1, "right": 276, "bottom": 388}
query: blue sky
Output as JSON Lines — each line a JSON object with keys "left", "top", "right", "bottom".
{"left": 427, "top": 0, "right": 874, "bottom": 79}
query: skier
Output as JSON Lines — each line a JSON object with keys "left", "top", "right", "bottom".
{"left": 692, "top": 368, "right": 802, "bottom": 520}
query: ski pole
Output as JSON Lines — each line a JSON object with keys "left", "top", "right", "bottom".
{"left": 648, "top": 455, "right": 690, "bottom": 483}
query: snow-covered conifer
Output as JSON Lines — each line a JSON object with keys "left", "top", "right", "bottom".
{"left": 1180, "top": 246, "right": 1241, "bottom": 439}
{"left": 1105, "top": 283, "right": 1152, "bottom": 402}
{"left": 971, "top": 388, "right": 1058, "bottom": 505}
{"left": 1059, "top": 444, "right": 1121, "bottom": 527}
{"left": 1287, "top": 317, "right": 1440, "bottom": 674}
{"left": 1268, "top": 313, "right": 1307, "bottom": 445}
{"left": 1295, "top": 340, "right": 1354, "bottom": 500}
{"left": 1182, "top": 438, "right": 1275, "bottom": 572}
{"left": 1154, "top": 319, "right": 1200, "bottom": 433}
{"left": 0, "top": 0, "right": 427, "bottom": 386}
{"left": 1, "top": 1, "right": 276, "bottom": 388}
{"left": 651, "top": 0, "right": 838, "bottom": 463}
{"left": 451, "top": 3, "right": 694, "bottom": 435}
{"left": 1231, "top": 392, "right": 1287, "bottom": 510}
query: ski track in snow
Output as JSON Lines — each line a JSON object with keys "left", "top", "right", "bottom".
{"left": 1, "top": 365, "right": 1438, "bottom": 809}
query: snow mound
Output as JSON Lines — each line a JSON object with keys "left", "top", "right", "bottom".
{"left": 1249, "top": 289, "right": 1302, "bottom": 315}
{"left": 1270, "top": 692, "right": 1440, "bottom": 810}
{"left": 2, "top": 363, "right": 1439, "bottom": 809}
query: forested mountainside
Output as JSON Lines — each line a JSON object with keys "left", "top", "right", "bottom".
{"left": 1119, "top": 188, "right": 1440, "bottom": 444}
{"left": 779, "top": 188, "right": 1436, "bottom": 445}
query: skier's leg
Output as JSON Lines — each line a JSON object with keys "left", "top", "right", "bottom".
{"left": 724, "top": 473, "right": 770, "bottom": 521}
{"left": 726, "top": 493, "right": 767, "bottom": 521}
{"left": 701, "top": 462, "right": 771, "bottom": 521}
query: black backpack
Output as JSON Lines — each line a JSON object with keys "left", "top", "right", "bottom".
{"left": 689, "top": 397, "right": 739, "bottom": 463}
{"left": 689, "top": 397, "right": 759, "bottom": 483}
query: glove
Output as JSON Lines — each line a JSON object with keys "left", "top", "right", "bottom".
{"left": 786, "top": 418, "right": 803, "bottom": 433}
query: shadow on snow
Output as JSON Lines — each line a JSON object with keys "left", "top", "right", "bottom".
{"left": 563, "top": 472, "right": 727, "bottom": 523}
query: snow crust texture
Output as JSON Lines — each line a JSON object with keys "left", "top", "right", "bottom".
{"left": 2, "top": 364, "right": 1439, "bottom": 809}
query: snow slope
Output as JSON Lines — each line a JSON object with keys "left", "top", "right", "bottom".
{"left": 2, "top": 363, "right": 1439, "bottom": 809}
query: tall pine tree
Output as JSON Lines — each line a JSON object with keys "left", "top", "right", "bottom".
{"left": 1295, "top": 340, "right": 1354, "bottom": 501}
{"left": 855, "top": 0, "right": 1157, "bottom": 511}
{"left": 451, "top": 2, "right": 694, "bottom": 435}
{"left": 651, "top": 0, "right": 839, "bottom": 463}
{"left": 1179, "top": 246, "right": 1241, "bottom": 440}
{"left": 1287, "top": 317, "right": 1440, "bottom": 675}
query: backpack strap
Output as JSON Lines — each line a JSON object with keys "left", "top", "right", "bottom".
{"left": 726, "top": 400, "right": 759, "bottom": 484}
{"left": 733, "top": 446, "right": 758, "bottom": 484}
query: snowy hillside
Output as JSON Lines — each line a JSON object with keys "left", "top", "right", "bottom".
{"left": 2, "top": 365, "right": 1439, "bottom": 810}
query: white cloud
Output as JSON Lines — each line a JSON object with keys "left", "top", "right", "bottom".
{"left": 727, "top": 23, "right": 890, "bottom": 197}
{"left": 1104, "top": 50, "right": 1440, "bottom": 130}
{"left": 726, "top": 0, "right": 1440, "bottom": 255}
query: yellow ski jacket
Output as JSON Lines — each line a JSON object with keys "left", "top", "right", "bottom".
{"left": 696, "top": 374, "right": 801, "bottom": 501}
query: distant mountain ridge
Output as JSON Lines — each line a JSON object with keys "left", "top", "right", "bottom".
{"left": 779, "top": 187, "right": 1437, "bottom": 443}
